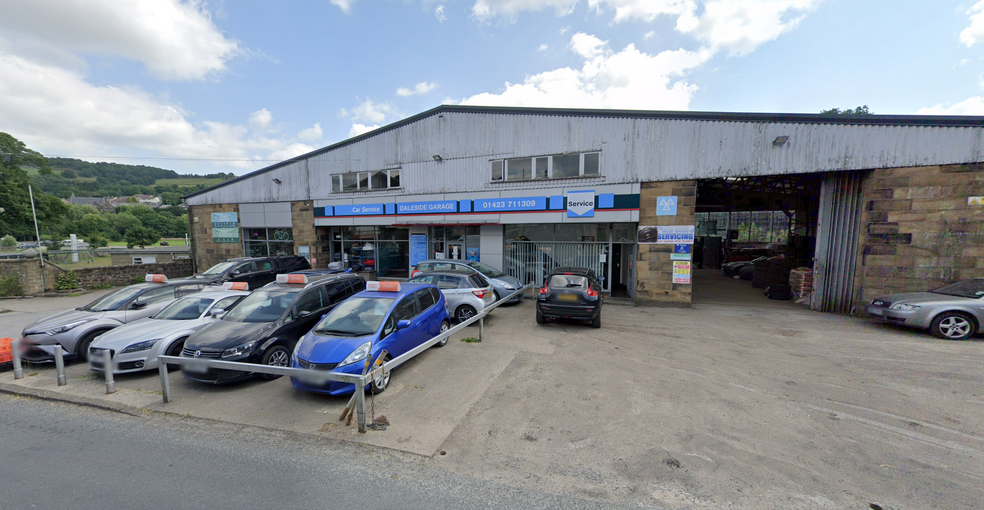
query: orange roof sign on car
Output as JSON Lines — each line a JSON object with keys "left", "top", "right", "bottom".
{"left": 367, "top": 281, "right": 401, "bottom": 292}
{"left": 276, "top": 273, "right": 308, "bottom": 284}
{"left": 145, "top": 274, "right": 168, "bottom": 283}
{"left": 223, "top": 282, "right": 249, "bottom": 291}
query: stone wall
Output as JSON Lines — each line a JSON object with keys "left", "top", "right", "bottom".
{"left": 188, "top": 203, "right": 242, "bottom": 272}
{"left": 635, "top": 180, "right": 697, "bottom": 305}
{"left": 290, "top": 200, "right": 319, "bottom": 265}
{"left": 0, "top": 259, "right": 65, "bottom": 295}
{"left": 854, "top": 163, "right": 984, "bottom": 310}
{"left": 73, "top": 260, "right": 194, "bottom": 289}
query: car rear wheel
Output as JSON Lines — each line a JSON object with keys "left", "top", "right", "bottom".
{"left": 591, "top": 314, "right": 601, "bottom": 329}
{"left": 456, "top": 305, "right": 477, "bottom": 324}
{"left": 434, "top": 321, "right": 450, "bottom": 348}
{"left": 535, "top": 307, "right": 545, "bottom": 325}
{"left": 260, "top": 345, "right": 290, "bottom": 380}
{"left": 370, "top": 354, "right": 392, "bottom": 392}
{"left": 493, "top": 290, "right": 501, "bottom": 302}
{"left": 930, "top": 312, "right": 976, "bottom": 340}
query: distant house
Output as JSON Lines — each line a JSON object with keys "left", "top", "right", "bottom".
{"left": 67, "top": 194, "right": 113, "bottom": 212}
{"left": 106, "top": 195, "right": 163, "bottom": 209}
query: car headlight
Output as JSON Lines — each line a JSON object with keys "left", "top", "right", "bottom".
{"left": 120, "top": 338, "right": 160, "bottom": 354}
{"left": 496, "top": 280, "right": 517, "bottom": 290}
{"left": 339, "top": 341, "right": 372, "bottom": 367}
{"left": 890, "top": 303, "right": 920, "bottom": 311}
{"left": 44, "top": 318, "right": 96, "bottom": 336}
{"left": 221, "top": 341, "right": 256, "bottom": 359}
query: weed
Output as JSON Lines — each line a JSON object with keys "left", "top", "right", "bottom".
{"left": 460, "top": 337, "right": 481, "bottom": 343}
{"left": 0, "top": 276, "right": 22, "bottom": 297}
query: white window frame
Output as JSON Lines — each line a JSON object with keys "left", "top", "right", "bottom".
{"left": 331, "top": 168, "right": 402, "bottom": 193}
{"left": 490, "top": 151, "right": 601, "bottom": 182}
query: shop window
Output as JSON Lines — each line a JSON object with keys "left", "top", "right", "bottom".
{"left": 491, "top": 152, "right": 600, "bottom": 182}
{"left": 242, "top": 228, "right": 294, "bottom": 258}
{"left": 331, "top": 169, "right": 401, "bottom": 193}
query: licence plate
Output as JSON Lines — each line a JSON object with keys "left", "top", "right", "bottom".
{"left": 558, "top": 294, "right": 579, "bottom": 302}
{"left": 183, "top": 362, "right": 209, "bottom": 373}
{"left": 869, "top": 309, "right": 883, "bottom": 316}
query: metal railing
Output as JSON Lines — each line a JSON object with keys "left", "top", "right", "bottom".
{"left": 9, "top": 338, "right": 119, "bottom": 394}
{"left": 155, "top": 284, "right": 531, "bottom": 433}
{"left": 504, "top": 242, "right": 606, "bottom": 286}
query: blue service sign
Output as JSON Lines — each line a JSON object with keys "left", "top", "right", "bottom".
{"left": 567, "top": 190, "right": 595, "bottom": 218}
{"left": 657, "top": 196, "right": 677, "bottom": 216}
{"left": 334, "top": 203, "right": 386, "bottom": 216}
{"left": 656, "top": 225, "right": 695, "bottom": 244}
{"left": 397, "top": 200, "right": 457, "bottom": 214}
{"left": 673, "top": 244, "right": 691, "bottom": 254}
{"left": 473, "top": 196, "right": 547, "bottom": 212}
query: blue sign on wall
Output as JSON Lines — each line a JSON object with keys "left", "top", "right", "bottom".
{"left": 397, "top": 200, "right": 457, "bottom": 214}
{"left": 567, "top": 190, "right": 595, "bottom": 218}
{"left": 673, "top": 244, "right": 691, "bottom": 254}
{"left": 334, "top": 203, "right": 387, "bottom": 216}
{"left": 657, "top": 196, "right": 678, "bottom": 216}
{"left": 473, "top": 196, "right": 547, "bottom": 212}
{"left": 409, "top": 233, "right": 427, "bottom": 266}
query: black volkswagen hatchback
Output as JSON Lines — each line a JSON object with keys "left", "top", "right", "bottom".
{"left": 181, "top": 272, "right": 366, "bottom": 384}
{"left": 535, "top": 266, "right": 603, "bottom": 328}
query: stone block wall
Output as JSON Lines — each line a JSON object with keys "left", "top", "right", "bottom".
{"left": 188, "top": 203, "right": 242, "bottom": 272}
{"left": 854, "top": 163, "right": 984, "bottom": 309}
{"left": 636, "top": 180, "right": 696, "bottom": 305}
{"left": 0, "top": 259, "right": 65, "bottom": 295}
{"left": 73, "top": 260, "right": 194, "bottom": 289}
{"left": 290, "top": 201, "right": 319, "bottom": 265}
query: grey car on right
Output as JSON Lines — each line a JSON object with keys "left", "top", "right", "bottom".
{"left": 865, "top": 278, "right": 984, "bottom": 340}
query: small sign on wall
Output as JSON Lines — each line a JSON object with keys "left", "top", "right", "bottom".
{"left": 211, "top": 212, "right": 240, "bottom": 244}
{"left": 657, "top": 196, "right": 678, "bottom": 216}
{"left": 969, "top": 197, "right": 984, "bottom": 206}
{"left": 672, "top": 261, "right": 692, "bottom": 284}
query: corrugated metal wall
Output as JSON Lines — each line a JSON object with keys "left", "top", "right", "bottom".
{"left": 187, "top": 111, "right": 984, "bottom": 206}
{"left": 812, "top": 171, "right": 866, "bottom": 314}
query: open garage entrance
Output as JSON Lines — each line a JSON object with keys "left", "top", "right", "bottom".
{"left": 692, "top": 174, "right": 822, "bottom": 308}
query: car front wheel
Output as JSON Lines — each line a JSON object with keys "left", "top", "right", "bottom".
{"left": 930, "top": 312, "right": 977, "bottom": 340}
{"left": 260, "top": 345, "right": 290, "bottom": 380}
{"left": 370, "top": 354, "right": 392, "bottom": 392}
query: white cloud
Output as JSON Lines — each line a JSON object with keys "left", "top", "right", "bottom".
{"left": 270, "top": 143, "right": 315, "bottom": 161}
{"left": 587, "top": 0, "right": 691, "bottom": 23}
{"left": 472, "top": 0, "right": 578, "bottom": 21}
{"left": 960, "top": 1, "right": 984, "bottom": 47}
{"left": 0, "top": 0, "right": 239, "bottom": 81}
{"left": 436, "top": 5, "right": 448, "bottom": 22}
{"left": 459, "top": 32, "right": 708, "bottom": 110}
{"left": 560, "top": 26, "right": 570, "bottom": 34}
{"left": 249, "top": 108, "right": 273, "bottom": 131}
{"left": 396, "top": 82, "right": 439, "bottom": 97}
{"left": 917, "top": 97, "right": 984, "bottom": 115}
{"left": 644, "top": 30, "right": 655, "bottom": 40}
{"left": 298, "top": 123, "right": 323, "bottom": 141}
{"left": 339, "top": 99, "right": 394, "bottom": 124}
{"left": 349, "top": 124, "right": 381, "bottom": 137}
{"left": 0, "top": 54, "right": 316, "bottom": 171}
{"left": 538, "top": 44, "right": 550, "bottom": 51}
{"left": 330, "top": 0, "right": 356, "bottom": 13}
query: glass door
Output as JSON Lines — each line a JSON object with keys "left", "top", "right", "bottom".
{"left": 447, "top": 242, "right": 464, "bottom": 260}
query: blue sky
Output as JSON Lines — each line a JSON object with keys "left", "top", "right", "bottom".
{"left": 2, "top": 0, "right": 983, "bottom": 175}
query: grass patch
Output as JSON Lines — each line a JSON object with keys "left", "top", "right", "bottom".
{"left": 460, "top": 337, "right": 481, "bottom": 343}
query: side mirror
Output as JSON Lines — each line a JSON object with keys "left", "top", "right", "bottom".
{"left": 209, "top": 308, "right": 226, "bottom": 318}
{"left": 396, "top": 319, "right": 411, "bottom": 329}
{"left": 231, "top": 270, "right": 241, "bottom": 276}
{"left": 130, "top": 301, "right": 148, "bottom": 310}
{"left": 296, "top": 310, "right": 313, "bottom": 318}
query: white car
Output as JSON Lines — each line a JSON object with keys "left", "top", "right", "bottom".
{"left": 88, "top": 289, "right": 248, "bottom": 375}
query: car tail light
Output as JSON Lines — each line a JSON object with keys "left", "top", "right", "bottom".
{"left": 586, "top": 287, "right": 598, "bottom": 297}
{"left": 539, "top": 286, "right": 549, "bottom": 295}
{"left": 411, "top": 270, "right": 421, "bottom": 277}
{"left": 472, "top": 290, "right": 488, "bottom": 298}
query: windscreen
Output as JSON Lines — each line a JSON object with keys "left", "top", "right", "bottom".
{"left": 222, "top": 290, "right": 295, "bottom": 323}
{"left": 548, "top": 274, "right": 588, "bottom": 289}
{"left": 153, "top": 297, "right": 215, "bottom": 320}
{"left": 466, "top": 261, "right": 504, "bottom": 278}
{"left": 313, "top": 297, "right": 395, "bottom": 337}
{"left": 80, "top": 286, "right": 147, "bottom": 312}
{"left": 203, "top": 261, "right": 237, "bottom": 275}
{"left": 930, "top": 280, "right": 984, "bottom": 298}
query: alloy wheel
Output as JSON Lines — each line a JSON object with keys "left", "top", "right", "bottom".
{"left": 940, "top": 316, "right": 972, "bottom": 339}
{"left": 267, "top": 349, "right": 289, "bottom": 367}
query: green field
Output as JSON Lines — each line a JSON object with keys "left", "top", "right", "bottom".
{"left": 104, "top": 237, "right": 187, "bottom": 248}
{"left": 155, "top": 177, "right": 228, "bottom": 186}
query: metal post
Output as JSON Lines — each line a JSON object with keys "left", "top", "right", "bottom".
{"left": 158, "top": 360, "right": 171, "bottom": 403}
{"left": 479, "top": 315, "right": 484, "bottom": 342}
{"left": 53, "top": 346, "right": 67, "bottom": 386}
{"left": 355, "top": 376, "right": 367, "bottom": 433}
{"left": 12, "top": 338, "right": 24, "bottom": 380}
{"left": 103, "top": 349, "right": 116, "bottom": 394}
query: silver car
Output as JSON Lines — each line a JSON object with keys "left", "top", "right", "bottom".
{"left": 20, "top": 278, "right": 207, "bottom": 362}
{"left": 865, "top": 279, "right": 984, "bottom": 340}
{"left": 408, "top": 270, "right": 495, "bottom": 323}
{"left": 411, "top": 260, "right": 525, "bottom": 303}
{"left": 88, "top": 289, "right": 248, "bottom": 374}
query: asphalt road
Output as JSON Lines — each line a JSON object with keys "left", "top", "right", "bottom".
{"left": 0, "top": 395, "right": 648, "bottom": 510}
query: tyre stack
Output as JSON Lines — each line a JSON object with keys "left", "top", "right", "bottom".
{"left": 751, "top": 258, "right": 770, "bottom": 288}
{"left": 764, "top": 257, "right": 792, "bottom": 300}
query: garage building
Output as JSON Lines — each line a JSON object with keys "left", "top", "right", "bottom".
{"left": 184, "top": 105, "right": 984, "bottom": 314}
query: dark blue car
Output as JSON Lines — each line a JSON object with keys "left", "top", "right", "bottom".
{"left": 290, "top": 282, "right": 451, "bottom": 396}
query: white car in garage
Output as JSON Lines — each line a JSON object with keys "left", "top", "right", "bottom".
{"left": 88, "top": 288, "right": 248, "bottom": 375}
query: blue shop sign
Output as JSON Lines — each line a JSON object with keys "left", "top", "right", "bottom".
{"left": 397, "top": 200, "right": 457, "bottom": 214}
{"left": 473, "top": 196, "right": 547, "bottom": 212}
{"left": 334, "top": 203, "right": 387, "bottom": 216}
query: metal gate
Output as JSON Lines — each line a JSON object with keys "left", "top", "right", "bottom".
{"left": 812, "top": 171, "right": 866, "bottom": 314}
{"left": 504, "top": 242, "right": 607, "bottom": 289}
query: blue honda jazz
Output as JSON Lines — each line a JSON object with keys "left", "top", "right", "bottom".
{"left": 290, "top": 282, "right": 451, "bottom": 396}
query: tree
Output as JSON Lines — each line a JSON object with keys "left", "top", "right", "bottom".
{"left": 87, "top": 234, "right": 109, "bottom": 248}
{"left": 61, "top": 169, "right": 77, "bottom": 179}
{"left": 820, "top": 105, "right": 872, "bottom": 115}
{"left": 1, "top": 235, "right": 16, "bottom": 247}
{"left": 125, "top": 226, "right": 160, "bottom": 248}
{"left": 0, "top": 133, "right": 66, "bottom": 239}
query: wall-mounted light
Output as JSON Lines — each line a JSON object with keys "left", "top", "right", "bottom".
{"left": 432, "top": 155, "right": 443, "bottom": 162}
{"left": 773, "top": 136, "right": 789, "bottom": 146}
{"left": 272, "top": 178, "right": 282, "bottom": 184}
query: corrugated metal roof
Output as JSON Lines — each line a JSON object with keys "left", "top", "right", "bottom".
{"left": 185, "top": 105, "right": 984, "bottom": 206}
